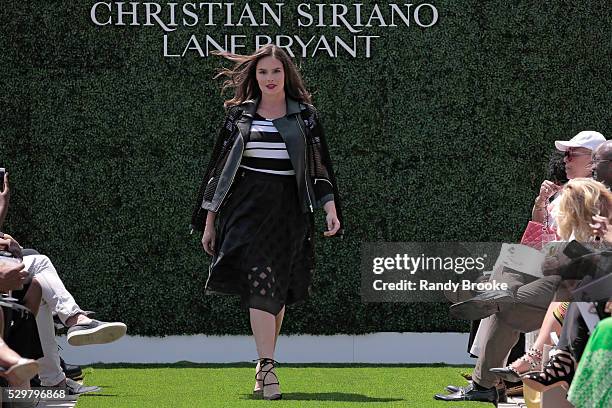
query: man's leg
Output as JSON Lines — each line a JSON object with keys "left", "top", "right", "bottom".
{"left": 35, "top": 301, "right": 65, "bottom": 387}
{"left": 437, "top": 276, "right": 556, "bottom": 401}
{"left": 23, "top": 255, "right": 127, "bottom": 346}
{"left": 472, "top": 314, "right": 521, "bottom": 389}
{"left": 23, "top": 255, "right": 83, "bottom": 324}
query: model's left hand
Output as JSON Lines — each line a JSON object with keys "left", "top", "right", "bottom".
{"left": 323, "top": 201, "right": 340, "bottom": 237}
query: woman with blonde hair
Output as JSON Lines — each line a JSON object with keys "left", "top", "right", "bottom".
{"left": 556, "top": 178, "right": 612, "bottom": 242}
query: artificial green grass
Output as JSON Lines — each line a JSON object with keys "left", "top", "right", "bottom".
{"left": 75, "top": 363, "right": 492, "bottom": 407}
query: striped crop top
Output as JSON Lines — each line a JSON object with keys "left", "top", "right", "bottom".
{"left": 240, "top": 113, "right": 296, "bottom": 176}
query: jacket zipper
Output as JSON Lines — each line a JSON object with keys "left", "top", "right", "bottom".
{"left": 297, "top": 116, "right": 314, "bottom": 212}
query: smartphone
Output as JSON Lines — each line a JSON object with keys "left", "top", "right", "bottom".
{"left": 0, "top": 168, "right": 4, "bottom": 192}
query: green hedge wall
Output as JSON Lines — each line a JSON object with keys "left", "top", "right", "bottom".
{"left": 1, "top": 1, "right": 610, "bottom": 336}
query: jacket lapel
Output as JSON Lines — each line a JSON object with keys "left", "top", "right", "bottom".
{"left": 235, "top": 98, "right": 258, "bottom": 141}
{"left": 273, "top": 98, "right": 304, "bottom": 173}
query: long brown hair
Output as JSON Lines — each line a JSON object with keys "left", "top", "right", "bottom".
{"left": 556, "top": 178, "right": 612, "bottom": 241}
{"left": 214, "top": 44, "right": 312, "bottom": 108}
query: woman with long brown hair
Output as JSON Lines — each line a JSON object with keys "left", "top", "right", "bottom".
{"left": 191, "top": 44, "right": 343, "bottom": 400}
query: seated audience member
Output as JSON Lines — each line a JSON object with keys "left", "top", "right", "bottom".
{"left": 490, "top": 177, "right": 612, "bottom": 381}
{"left": 531, "top": 131, "right": 605, "bottom": 229}
{"left": 522, "top": 191, "right": 611, "bottom": 398}
{"left": 0, "top": 256, "right": 41, "bottom": 390}
{"left": 0, "top": 172, "right": 127, "bottom": 395}
{"left": 436, "top": 132, "right": 608, "bottom": 403}
{"left": 481, "top": 150, "right": 571, "bottom": 382}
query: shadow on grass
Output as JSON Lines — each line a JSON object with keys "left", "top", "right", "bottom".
{"left": 240, "top": 393, "right": 403, "bottom": 402}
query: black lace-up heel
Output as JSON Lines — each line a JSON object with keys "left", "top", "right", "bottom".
{"left": 254, "top": 358, "right": 281, "bottom": 400}
{"left": 522, "top": 349, "right": 576, "bottom": 392}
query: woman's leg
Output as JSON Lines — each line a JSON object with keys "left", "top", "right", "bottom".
{"left": 254, "top": 306, "right": 285, "bottom": 393}
{"left": 23, "top": 255, "right": 84, "bottom": 324}
{"left": 250, "top": 308, "right": 276, "bottom": 359}
{"left": 274, "top": 306, "right": 285, "bottom": 350}
{"left": 532, "top": 301, "right": 563, "bottom": 351}
{"left": 507, "top": 302, "right": 562, "bottom": 373}
{"left": 250, "top": 308, "right": 281, "bottom": 398}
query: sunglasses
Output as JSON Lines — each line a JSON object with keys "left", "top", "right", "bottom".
{"left": 564, "top": 149, "right": 592, "bottom": 162}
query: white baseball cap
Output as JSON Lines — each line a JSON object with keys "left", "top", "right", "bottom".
{"left": 555, "top": 131, "right": 606, "bottom": 152}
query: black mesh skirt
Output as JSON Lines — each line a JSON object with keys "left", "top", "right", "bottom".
{"left": 205, "top": 168, "right": 314, "bottom": 315}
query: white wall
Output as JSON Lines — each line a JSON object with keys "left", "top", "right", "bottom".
{"left": 58, "top": 332, "right": 475, "bottom": 365}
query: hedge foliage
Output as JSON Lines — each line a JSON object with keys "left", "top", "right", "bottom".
{"left": 1, "top": 1, "right": 610, "bottom": 336}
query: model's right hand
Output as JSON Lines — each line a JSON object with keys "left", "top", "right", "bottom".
{"left": 201, "top": 227, "right": 216, "bottom": 256}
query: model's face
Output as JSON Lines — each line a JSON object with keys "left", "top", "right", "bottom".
{"left": 564, "top": 147, "right": 592, "bottom": 179}
{"left": 256, "top": 56, "right": 285, "bottom": 97}
{"left": 592, "top": 148, "right": 612, "bottom": 187}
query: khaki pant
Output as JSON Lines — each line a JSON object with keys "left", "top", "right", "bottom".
{"left": 472, "top": 269, "right": 561, "bottom": 388}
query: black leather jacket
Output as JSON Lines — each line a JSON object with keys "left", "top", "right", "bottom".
{"left": 190, "top": 97, "right": 343, "bottom": 234}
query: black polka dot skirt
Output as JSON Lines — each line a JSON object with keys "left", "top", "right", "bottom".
{"left": 205, "top": 168, "right": 313, "bottom": 315}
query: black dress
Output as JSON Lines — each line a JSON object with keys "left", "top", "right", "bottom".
{"left": 205, "top": 114, "right": 314, "bottom": 315}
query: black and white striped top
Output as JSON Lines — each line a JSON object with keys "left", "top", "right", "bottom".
{"left": 240, "top": 113, "right": 295, "bottom": 176}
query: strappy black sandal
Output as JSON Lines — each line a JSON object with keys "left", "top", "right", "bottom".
{"left": 522, "top": 349, "right": 576, "bottom": 392}
{"left": 254, "top": 358, "right": 282, "bottom": 400}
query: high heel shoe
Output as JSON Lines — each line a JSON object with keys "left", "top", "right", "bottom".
{"left": 490, "top": 347, "right": 542, "bottom": 382}
{"left": 255, "top": 358, "right": 281, "bottom": 400}
{"left": 522, "top": 349, "right": 576, "bottom": 392}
